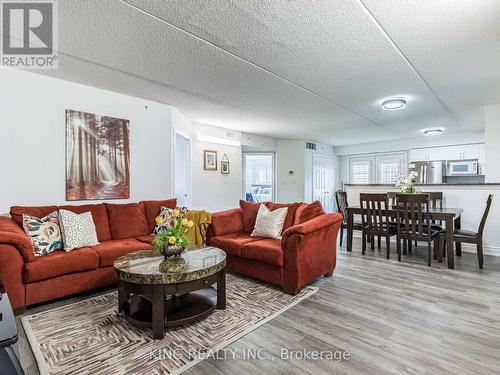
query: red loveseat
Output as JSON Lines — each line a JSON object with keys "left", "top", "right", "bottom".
{"left": 208, "top": 200, "right": 342, "bottom": 295}
{"left": 0, "top": 199, "right": 176, "bottom": 311}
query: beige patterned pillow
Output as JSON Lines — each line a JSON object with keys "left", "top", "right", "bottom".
{"left": 59, "top": 209, "right": 99, "bottom": 251}
{"left": 251, "top": 204, "right": 288, "bottom": 239}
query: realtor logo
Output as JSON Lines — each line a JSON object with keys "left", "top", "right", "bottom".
{"left": 1, "top": 0, "right": 58, "bottom": 69}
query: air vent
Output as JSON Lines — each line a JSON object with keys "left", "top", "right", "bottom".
{"left": 306, "top": 142, "right": 317, "bottom": 150}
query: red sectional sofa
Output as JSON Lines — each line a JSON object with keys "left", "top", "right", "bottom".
{"left": 208, "top": 201, "right": 343, "bottom": 295}
{"left": 0, "top": 199, "right": 176, "bottom": 311}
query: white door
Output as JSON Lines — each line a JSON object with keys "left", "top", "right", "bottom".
{"left": 313, "top": 154, "right": 335, "bottom": 212}
{"left": 174, "top": 132, "right": 191, "bottom": 207}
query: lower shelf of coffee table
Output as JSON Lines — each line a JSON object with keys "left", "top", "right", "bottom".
{"left": 122, "top": 288, "right": 217, "bottom": 328}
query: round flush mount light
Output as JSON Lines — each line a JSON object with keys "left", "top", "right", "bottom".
{"left": 423, "top": 128, "right": 443, "bottom": 136}
{"left": 382, "top": 97, "right": 407, "bottom": 110}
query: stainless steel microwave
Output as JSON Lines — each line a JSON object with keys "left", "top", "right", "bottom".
{"left": 447, "top": 160, "right": 479, "bottom": 176}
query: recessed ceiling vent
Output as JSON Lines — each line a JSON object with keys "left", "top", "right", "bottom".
{"left": 306, "top": 142, "right": 317, "bottom": 150}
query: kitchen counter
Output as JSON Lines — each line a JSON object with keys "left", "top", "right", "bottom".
{"left": 344, "top": 183, "right": 500, "bottom": 186}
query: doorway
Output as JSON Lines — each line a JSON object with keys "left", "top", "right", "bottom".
{"left": 243, "top": 152, "right": 275, "bottom": 202}
{"left": 174, "top": 131, "right": 191, "bottom": 207}
{"left": 313, "top": 154, "right": 335, "bottom": 212}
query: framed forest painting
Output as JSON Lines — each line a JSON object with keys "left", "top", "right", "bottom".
{"left": 66, "top": 109, "right": 130, "bottom": 200}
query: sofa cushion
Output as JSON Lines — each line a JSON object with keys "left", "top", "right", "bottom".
{"left": 10, "top": 205, "right": 58, "bottom": 228}
{"left": 265, "top": 202, "right": 300, "bottom": 231}
{"left": 58, "top": 210, "right": 99, "bottom": 251}
{"left": 141, "top": 199, "right": 177, "bottom": 233}
{"left": 241, "top": 239, "right": 283, "bottom": 267}
{"left": 210, "top": 208, "right": 243, "bottom": 236}
{"left": 136, "top": 234, "right": 154, "bottom": 245}
{"left": 23, "top": 247, "right": 99, "bottom": 283}
{"left": 294, "top": 201, "right": 325, "bottom": 225}
{"left": 209, "top": 232, "right": 261, "bottom": 256}
{"left": 105, "top": 203, "right": 150, "bottom": 240}
{"left": 92, "top": 238, "right": 152, "bottom": 267}
{"left": 59, "top": 204, "right": 111, "bottom": 241}
{"left": 240, "top": 200, "right": 268, "bottom": 233}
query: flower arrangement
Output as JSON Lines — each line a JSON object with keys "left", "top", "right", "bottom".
{"left": 152, "top": 208, "right": 194, "bottom": 257}
{"left": 395, "top": 171, "right": 419, "bottom": 194}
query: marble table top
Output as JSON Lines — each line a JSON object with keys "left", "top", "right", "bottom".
{"left": 113, "top": 247, "right": 226, "bottom": 285}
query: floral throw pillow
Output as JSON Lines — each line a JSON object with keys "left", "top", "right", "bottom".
{"left": 22, "top": 211, "right": 63, "bottom": 256}
{"left": 153, "top": 206, "right": 188, "bottom": 234}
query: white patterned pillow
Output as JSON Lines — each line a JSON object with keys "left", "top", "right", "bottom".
{"left": 59, "top": 209, "right": 99, "bottom": 251}
{"left": 22, "top": 211, "right": 63, "bottom": 256}
{"left": 251, "top": 204, "right": 288, "bottom": 240}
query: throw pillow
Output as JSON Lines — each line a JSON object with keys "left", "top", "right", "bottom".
{"left": 59, "top": 209, "right": 99, "bottom": 251}
{"left": 266, "top": 202, "right": 301, "bottom": 231}
{"left": 251, "top": 204, "right": 288, "bottom": 239}
{"left": 240, "top": 200, "right": 269, "bottom": 233}
{"left": 22, "top": 211, "right": 63, "bottom": 256}
{"left": 294, "top": 201, "right": 325, "bottom": 225}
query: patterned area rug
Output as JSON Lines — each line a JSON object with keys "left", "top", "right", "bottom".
{"left": 21, "top": 274, "right": 317, "bottom": 375}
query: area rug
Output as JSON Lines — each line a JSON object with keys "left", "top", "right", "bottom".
{"left": 21, "top": 274, "right": 317, "bottom": 375}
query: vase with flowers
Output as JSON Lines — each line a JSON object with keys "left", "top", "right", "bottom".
{"left": 152, "top": 208, "right": 194, "bottom": 259}
{"left": 395, "top": 171, "right": 419, "bottom": 194}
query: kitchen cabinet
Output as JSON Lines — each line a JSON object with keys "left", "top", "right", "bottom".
{"left": 410, "top": 143, "right": 483, "bottom": 163}
{"left": 409, "top": 147, "right": 446, "bottom": 162}
{"left": 445, "top": 144, "right": 480, "bottom": 160}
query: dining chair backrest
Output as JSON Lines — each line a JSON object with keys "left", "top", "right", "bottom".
{"left": 420, "top": 192, "right": 443, "bottom": 209}
{"left": 335, "top": 190, "right": 348, "bottom": 224}
{"left": 360, "top": 193, "right": 389, "bottom": 233}
{"left": 387, "top": 192, "right": 398, "bottom": 207}
{"left": 396, "top": 193, "right": 432, "bottom": 240}
{"left": 478, "top": 194, "right": 493, "bottom": 236}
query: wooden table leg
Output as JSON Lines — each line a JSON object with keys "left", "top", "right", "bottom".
{"left": 217, "top": 268, "right": 226, "bottom": 309}
{"left": 152, "top": 285, "right": 165, "bottom": 340}
{"left": 446, "top": 217, "right": 455, "bottom": 269}
{"left": 347, "top": 209, "right": 353, "bottom": 252}
{"left": 454, "top": 216, "right": 462, "bottom": 256}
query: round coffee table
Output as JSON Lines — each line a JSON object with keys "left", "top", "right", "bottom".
{"left": 113, "top": 247, "right": 226, "bottom": 339}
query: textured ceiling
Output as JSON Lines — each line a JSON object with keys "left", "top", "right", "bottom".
{"left": 29, "top": 0, "right": 500, "bottom": 145}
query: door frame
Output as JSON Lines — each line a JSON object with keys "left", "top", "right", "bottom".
{"left": 242, "top": 151, "right": 276, "bottom": 202}
{"left": 172, "top": 128, "right": 192, "bottom": 207}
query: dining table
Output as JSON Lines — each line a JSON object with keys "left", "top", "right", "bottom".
{"left": 346, "top": 206, "right": 464, "bottom": 269}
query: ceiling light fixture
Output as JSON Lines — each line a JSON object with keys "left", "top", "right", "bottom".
{"left": 382, "top": 97, "right": 406, "bottom": 110}
{"left": 423, "top": 128, "right": 443, "bottom": 136}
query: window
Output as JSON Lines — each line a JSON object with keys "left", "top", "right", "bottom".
{"left": 243, "top": 153, "right": 275, "bottom": 202}
{"left": 348, "top": 153, "right": 406, "bottom": 184}
{"left": 350, "top": 160, "right": 371, "bottom": 184}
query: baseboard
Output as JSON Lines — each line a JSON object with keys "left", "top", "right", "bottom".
{"left": 348, "top": 232, "right": 500, "bottom": 257}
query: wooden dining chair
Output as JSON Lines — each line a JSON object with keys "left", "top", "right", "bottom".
{"left": 360, "top": 193, "right": 397, "bottom": 259}
{"left": 335, "top": 190, "right": 364, "bottom": 247}
{"left": 395, "top": 193, "right": 441, "bottom": 266}
{"left": 439, "top": 194, "right": 493, "bottom": 269}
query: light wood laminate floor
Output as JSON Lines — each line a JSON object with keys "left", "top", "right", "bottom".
{"left": 16, "top": 238, "right": 500, "bottom": 374}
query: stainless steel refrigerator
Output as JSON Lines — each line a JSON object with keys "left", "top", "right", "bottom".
{"left": 408, "top": 161, "right": 444, "bottom": 184}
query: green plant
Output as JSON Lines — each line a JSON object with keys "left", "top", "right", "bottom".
{"left": 152, "top": 209, "right": 193, "bottom": 252}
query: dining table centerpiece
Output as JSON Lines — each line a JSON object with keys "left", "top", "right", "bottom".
{"left": 152, "top": 208, "right": 194, "bottom": 271}
{"left": 395, "top": 171, "right": 419, "bottom": 194}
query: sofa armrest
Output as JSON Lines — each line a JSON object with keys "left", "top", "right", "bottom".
{"left": 210, "top": 208, "right": 243, "bottom": 237}
{"left": 0, "top": 244, "right": 26, "bottom": 310}
{"left": 0, "top": 216, "right": 35, "bottom": 262}
{"left": 281, "top": 213, "right": 342, "bottom": 293}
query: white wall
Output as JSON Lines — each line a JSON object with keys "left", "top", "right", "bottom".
{"left": 485, "top": 104, "right": 500, "bottom": 183}
{"left": 276, "top": 140, "right": 306, "bottom": 203}
{"left": 0, "top": 69, "right": 173, "bottom": 213}
{"left": 191, "top": 123, "right": 243, "bottom": 211}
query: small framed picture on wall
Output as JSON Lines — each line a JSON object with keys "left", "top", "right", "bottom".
{"left": 204, "top": 150, "right": 218, "bottom": 170}
{"left": 221, "top": 161, "right": 230, "bottom": 174}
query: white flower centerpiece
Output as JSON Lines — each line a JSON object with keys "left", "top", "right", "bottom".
{"left": 395, "top": 171, "right": 419, "bottom": 194}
